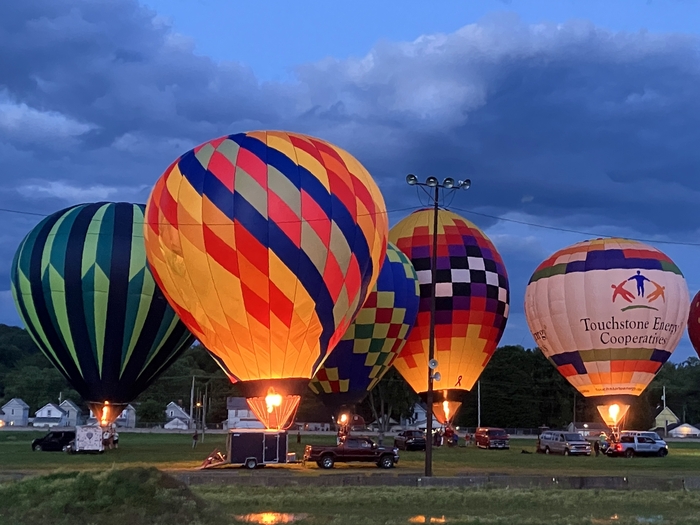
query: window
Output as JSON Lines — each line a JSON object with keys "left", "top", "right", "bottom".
{"left": 345, "top": 439, "right": 360, "bottom": 449}
{"left": 48, "top": 409, "right": 52, "bottom": 417}
{"left": 11, "top": 409, "right": 14, "bottom": 415}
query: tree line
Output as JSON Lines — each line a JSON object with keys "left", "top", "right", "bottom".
{"left": 1, "top": 323, "right": 696, "bottom": 430}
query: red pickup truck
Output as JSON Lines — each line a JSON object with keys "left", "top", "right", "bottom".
{"left": 303, "top": 436, "right": 400, "bottom": 469}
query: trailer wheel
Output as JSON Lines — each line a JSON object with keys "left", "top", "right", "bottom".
{"left": 245, "top": 458, "right": 257, "bottom": 469}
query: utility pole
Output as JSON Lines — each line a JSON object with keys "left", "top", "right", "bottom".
{"left": 477, "top": 380, "right": 481, "bottom": 428}
{"left": 663, "top": 385, "right": 668, "bottom": 437}
{"left": 201, "top": 383, "right": 208, "bottom": 443}
{"left": 573, "top": 392, "right": 577, "bottom": 432}
{"left": 405, "top": 173, "right": 471, "bottom": 477}
{"left": 189, "top": 376, "right": 195, "bottom": 430}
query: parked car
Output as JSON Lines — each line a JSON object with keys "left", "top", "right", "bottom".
{"left": 394, "top": 430, "right": 426, "bottom": 451}
{"left": 606, "top": 434, "right": 668, "bottom": 458}
{"left": 303, "top": 436, "right": 399, "bottom": 469}
{"left": 621, "top": 430, "right": 665, "bottom": 446}
{"left": 537, "top": 431, "right": 591, "bottom": 456}
{"left": 475, "top": 427, "right": 510, "bottom": 449}
{"left": 31, "top": 430, "right": 76, "bottom": 452}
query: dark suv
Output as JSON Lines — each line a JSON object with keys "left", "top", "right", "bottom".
{"left": 394, "top": 430, "right": 426, "bottom": 451}
{"left": 31, "top": 430, "right": 76, "bottom": 452}
{"left": 475, "top": 427, "right": 510, "bottom": 449}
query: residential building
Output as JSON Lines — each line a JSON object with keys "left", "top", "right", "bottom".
{"left": 0, "top": 408, "right": 5, "bottom": 427}
{"left": 653, "top": 407, "right": 680, "bottom": 431}
{"left": 668, "top": 423, "right": 700, "bottom": 438}
{"left": 165, "top": 402, "right": 192, "bottom": 429}
{"left": 33, "top": 403, "right": 67, "bottom": 427}
{"left": 59, "top": 399, "right": 82, "bottom": 427}
{"left": 225, "top": 397, "right": 264, "bottom": 429}
{"left": 1, "top": 398, "right": 30, "bottom": 426}
{"left": 567, "top": 422, "right": 609, "bottom": 437}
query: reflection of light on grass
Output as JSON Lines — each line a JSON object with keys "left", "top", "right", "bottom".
{"left": 408, "top": 516, "right": 447, "bottom": 523}
{"left": 235, "top": 513, "right": 307, "bottom": 524}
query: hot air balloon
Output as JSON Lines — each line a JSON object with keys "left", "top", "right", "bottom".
{"left": 687, "top": 291, "right": 700, "bottom": 357}
{"left": 309, "top": 242, "right": 420, "bottom": 409}
{"left": 524, "top": 238, "right": 689, "bottom": 431}
{"left": 11, "top": 202, "right": 194, "bottom": 425}
{"left": 144, "top": 131, "right": 388, "bottom": 430}
{"left": 388, "top": 209, "right": 510, "bottom": 425}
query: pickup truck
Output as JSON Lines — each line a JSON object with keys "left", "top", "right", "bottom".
{"left": 303, "top": 436, "right": 400, "bottom": 469}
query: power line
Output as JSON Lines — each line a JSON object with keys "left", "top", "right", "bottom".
{"left": 3, "top": 202, "right": 700, "bottom": 248}
{"left": 449, "top": 206, "right": 700, "bottom": 248}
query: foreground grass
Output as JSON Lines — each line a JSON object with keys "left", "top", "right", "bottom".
{"left": 3, "top": 431, "right": 700, "bottom": 477}
{"left": 3, "top": 467, "right": 700, "bottom": 524}
{"left": 199, "top": 484, "right": 700, "bottom": 524}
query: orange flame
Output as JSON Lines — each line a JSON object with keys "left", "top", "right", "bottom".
{"left": 432, "top": 399, "right": 462, "bottom": 425}
{"left": 87, "top": 401, "right": 128, "bottom": 427}
{"left": 596, "top": 403, "right": 630, "bottom": 427}
{"left": 247, "top": 388, "right": 300, "bottom": 430}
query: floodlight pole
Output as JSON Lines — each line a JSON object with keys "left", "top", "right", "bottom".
{"left": 425, "top": 184, "right": 439, "bottom": 478}
{"left": 405, "top": 174, "right": 471, "bottom": 478}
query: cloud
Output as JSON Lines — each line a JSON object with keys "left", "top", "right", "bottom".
{"left": 15, "top": 181, "right": 149, "bottom": 202}
{"left": 1, "top": 1, "right": 700, "bottom": 363}
{"left": 0, "top": 91, "right": 97, "bottom": 144}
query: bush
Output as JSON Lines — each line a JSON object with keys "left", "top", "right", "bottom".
{"left": 0, "top": 467, "right": 217, "bottom": 525}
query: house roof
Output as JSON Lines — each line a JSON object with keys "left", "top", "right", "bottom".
{"left": 654, "top": 406, "right": 680, "bottom": 420}
{"left": 671, "top": 423, "right": 700, "bottom": 432}
{"left": 37, "top": 403, "right": 66, "bottom": 415}
{"left": 2, "top": 398, "right": 29, "bottom": 410}
{"left": 227, "top": 397, "right": 249, "bottom": 410}
{"left": 165, "top": 402, "right": 191, "bottom": 419}
{"left": 59, "top": 399, "right": 81, "bottom": 412}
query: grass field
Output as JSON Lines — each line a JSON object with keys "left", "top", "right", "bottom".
{"left": 2, "top": 466, "right": 700, "bottom": 524}
{"left": 3, "top": 430, "right": 700, "bottom": 477}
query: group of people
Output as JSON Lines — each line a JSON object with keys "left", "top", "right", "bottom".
{"left": 433, "top": 425, "right": 460, "bottom": 447}
{"left": 102, "top": 424, "right": 119, "bottom": 449}
{"left": 593, "top": 431, "right": 617, "bottom": 456}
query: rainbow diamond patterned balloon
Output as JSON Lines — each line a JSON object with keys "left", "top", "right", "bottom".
{"left": 144, "top": 131, "right": 388, "bottom": 398}
{"left": 309, "top": 242, "right": 420, "bottom": 406}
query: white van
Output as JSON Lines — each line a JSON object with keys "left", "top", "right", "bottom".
{"left": 538, "top": 431, "right": 591, "bottom": 456}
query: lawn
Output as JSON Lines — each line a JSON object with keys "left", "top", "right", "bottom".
{"left": 3, "top": 430, "right": 700, "bottom": 478}
{"left": 2, "top": 466, "right": 700, "bottom": 525}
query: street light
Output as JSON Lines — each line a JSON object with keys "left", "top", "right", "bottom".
{"left": 405, "top": 173, "right": 471, "bottom": 477}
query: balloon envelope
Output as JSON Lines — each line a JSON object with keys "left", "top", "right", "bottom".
{"left": 309, "top": 242, "right": 420, "bottom": 406}
{"left": 144, "top": 131, "right": 388, "bottom": 397}
{"left": 687, "top": 290, "right": 700, "bottom": 357}
{"left": 524, "top": 238, "right": 689, "bottom": 398}
{"left": 388, "top": 209, "right": 510, "bottom": 395}
{"left": 11, "top": 202, "right": 194, "bottom": 417}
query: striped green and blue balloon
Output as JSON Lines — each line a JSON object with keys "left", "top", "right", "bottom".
{"left": 11, "top": 202, "right": 194, "bottom": 405}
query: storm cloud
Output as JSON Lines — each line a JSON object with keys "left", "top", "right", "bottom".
{"left": 1, "top": 1, "right": 699, "bottom": 358}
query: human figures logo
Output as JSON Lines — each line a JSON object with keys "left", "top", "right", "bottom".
{"left": 610, "top": 270, "right": 665, "bottom": 311}
{"left": 628, "top": 270, "right": 650, "bottom": 297}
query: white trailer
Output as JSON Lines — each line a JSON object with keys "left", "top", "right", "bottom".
{"left": 67, "top": 425, "right": 104, "bottom": 454}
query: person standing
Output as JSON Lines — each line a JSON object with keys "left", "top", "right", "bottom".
{"left": 192, "top": 429, "right": 199, "bottom": 449}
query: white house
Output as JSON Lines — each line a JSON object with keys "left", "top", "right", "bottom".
{"left": 33, "top": 403, "right": 67, "bottom": 427}
{"left": 164, "top": 418, "right": 190, "bottom": 430}
{"left": 165, "top": 402, "right": 192, "bottom": 429}
{"left": 87, "top": 404, "right": 137, "bottom": 428}
{"left": 225, "top": 397, "right": 264, "bottom": 429}
{"left": 401, "top": 403, "right": 441, "bottom": 430}
{"left": 653, "top": 407, "right": 680, "bottom": 432}
{"left": 1, "top": 398, "right": 30, "bottom": 426}
{"left": 59, "top": 399, "right": 82, "bottom": 427}
{"left": 567, "top": 422, "right": 609, "bottom": 437}
{"left": 669, "top": 423, "right": 700, "bottom": 438}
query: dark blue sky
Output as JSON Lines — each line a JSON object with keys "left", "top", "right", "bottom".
{"left": 1, "top": 0, "right": 700, "bottom": 361}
